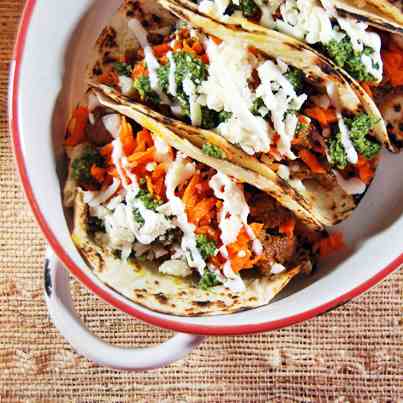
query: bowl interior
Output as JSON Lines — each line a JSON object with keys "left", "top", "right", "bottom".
{"left": 13, "top": 0, "right": 403, "bottom": 333}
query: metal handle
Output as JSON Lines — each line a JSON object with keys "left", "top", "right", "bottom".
{"left": 44, "top": 248, "right": 205, "bottom": 370}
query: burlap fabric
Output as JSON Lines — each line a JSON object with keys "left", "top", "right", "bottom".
{"left": 0, "top": 1, "right": 402, "bottom": 401}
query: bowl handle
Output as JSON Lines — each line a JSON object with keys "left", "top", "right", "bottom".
{"left": 44, "top": 248, "right": 206, "bottom": 370}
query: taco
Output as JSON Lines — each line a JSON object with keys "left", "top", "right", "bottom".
{"left": 63, "top": 90, "right": 328, "bottom": 316}
{"left": 176, "top": 0, "right": 403, "bottom": 147}
{"left": 88, "top": 0, "right": 385, "bottom": 226}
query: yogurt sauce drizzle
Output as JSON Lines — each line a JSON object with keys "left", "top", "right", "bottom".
{"left": 209, "top": 172, "right": 263, "bottom": 292}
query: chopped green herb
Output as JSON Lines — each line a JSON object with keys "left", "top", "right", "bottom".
{"left": 323, "top": 38, "right": 376, "bottom": 82}
{"left": 133, "top": 75, "right": 160, "bottom": 105}
{"left": 71, "top": 148, "right": 105, "bottom": 187}
{"left": 113, "top": 62, "right": 132, "bottom": 77}
{"left": 136, "top": 189, "right": 163, "bottom": 211}
{"left": 199, "top": 269, "right": 221, "bottom": 290}
{"left": 328, "top": 133, "right": 349, "bottom": 169}
{"left": 202, "top": 143, "right": 225, "bottom": 159}
{"left": 133, "top": 208, "right": 145, "bottom": 225}
{"left": 87, "top": 216, "right": 105, "bottom": 235}
{"left": 345, "top": 113, "right": 381, "bottom": 159}
{"left": 285, "top": 67, "right": 305, "bottom": 93}
{"left": 328, "top": 113, "right": 380, "bottom": 168}
{"left": 196, "top": 234, "right": 217, "bottom": 260}
{"left": 157, "top": 51, "right": 208, "bottom": 118}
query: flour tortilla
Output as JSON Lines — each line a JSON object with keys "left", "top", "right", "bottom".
{"left": 68, "top": 100, "right": 314, "bottom": 316}
{"left": 72, "top": 191, "right": 303, "bottom": 316}
{"left": 334, "top": 0, "right": 403, "bottom": 34}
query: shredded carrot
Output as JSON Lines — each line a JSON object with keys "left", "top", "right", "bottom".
{"left": 107, "top": 166, "right": 118, "bottom": 177}
{"left": 135, "top": 129, "right": 153, "bottom": 152}
{"left": 361, "top": 82, "right": 373, "bottom": 97}
{"left": 180, "top": 28, "right": 190, "bottom": 38}
{"left": 183, "top": 40, "right": 195, "bottom": 54}
{"left": 146, "top": 175, "right": 154, "bottom": 196}
{"left": 227, "top": 224, "right": 264, "bottom": 273}
{"left": 98, "top": 71, "right": 119, "bottom": 86}
{"left": 91, "top": 164, "right": 106, "bottom": 183}
{"left": 356, "top": 155, "right": 374, "bottom": 184}
{"left": 188, "top": 198, "right": 217, "bottom": 226}
{"left": 200, "top": 54, "right": 209, "bottom": 64}
{"left": 279, "top": 217, "right": 296, "bottom": 239}
{"left": 153, "top": 43, "right": 171, "bottom": 57}
{"left": 211, "top": 36, "right": 222, "bottom": 45}
{"left": 120, "top": 116, "right": 136, "bottom": 156}
{"left": 316, "top": 232, "right": 345, "bottom": 257}
{"left": 304, "top": 106, "right": 337, "bottom": 127}
{"left": 248, "top": 46, "right": 260, "bottom": 57}
{"left": 100, "top": 143, "right": 113, "bottom": 157}
{"left": 151, "top": 175, "right": 166, "bottom": 200}
{"left": 127, "top": 147, "right": 155, "bottom": 167}
{"left": 299, "top": 149, "right": 327, "bottom": 174}
{"left": 382, "top": 49, "right": 403, "bottom": 87}
{"left": 195, "top": 225, "right": 220, "bottom": 242}
{"left": 173, "top": 40, "right": 183, "bottom": 51}
{"left": 192, "top": 41, "right": 204, "bottom": 55}
{"left": 65, "top": 106, "right": 89, "bottom": 146}
{"left": 182, "top": 174, "right": 201, "bottom": 210}
{"left": 132, "top": 63, "right": 148, "bottom": 80}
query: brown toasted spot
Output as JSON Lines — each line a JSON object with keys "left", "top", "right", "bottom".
{"left": 193, "top": 300, "right": 211, "bottom": 307}
{"left": 154, "top": 293, "right": 168, "bottom": 304}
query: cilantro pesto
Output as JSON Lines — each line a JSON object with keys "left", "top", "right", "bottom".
{"left": 285, "top": 67, "right": 305, "bottom": 93}
{"left": 329, "top": 113, "right": 380, "bottom": 169}
{"left": 202, "top": 143, "right": 226, "bottom": 159}
{"left": 322, "top": 38, "right": 377, "bottom": 83}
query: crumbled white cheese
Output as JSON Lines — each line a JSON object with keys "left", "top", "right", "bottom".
{"left": 199, "top": 39, "right": 272, "bottom": 154}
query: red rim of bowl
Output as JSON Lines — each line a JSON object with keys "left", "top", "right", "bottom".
{"left": 9, "top": 0, "right": 403, "bottom": 336}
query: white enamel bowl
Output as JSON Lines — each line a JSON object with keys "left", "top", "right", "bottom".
{"left": 9, "top": 0, "right": 403, "bottom": 370}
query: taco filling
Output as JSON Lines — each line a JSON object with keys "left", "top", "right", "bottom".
{"left": 95, "top": 22, "right": 381, "bottom": 197}
{"left": 65, "top": 99, "right": 322, "bottom": 294}
{"left": 195, "top": 0, "right": 384, "bottom": 83}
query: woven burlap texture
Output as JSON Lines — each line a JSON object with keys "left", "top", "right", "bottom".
{"left": 1, "top": 1, "right": 402, "bottom": 401}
